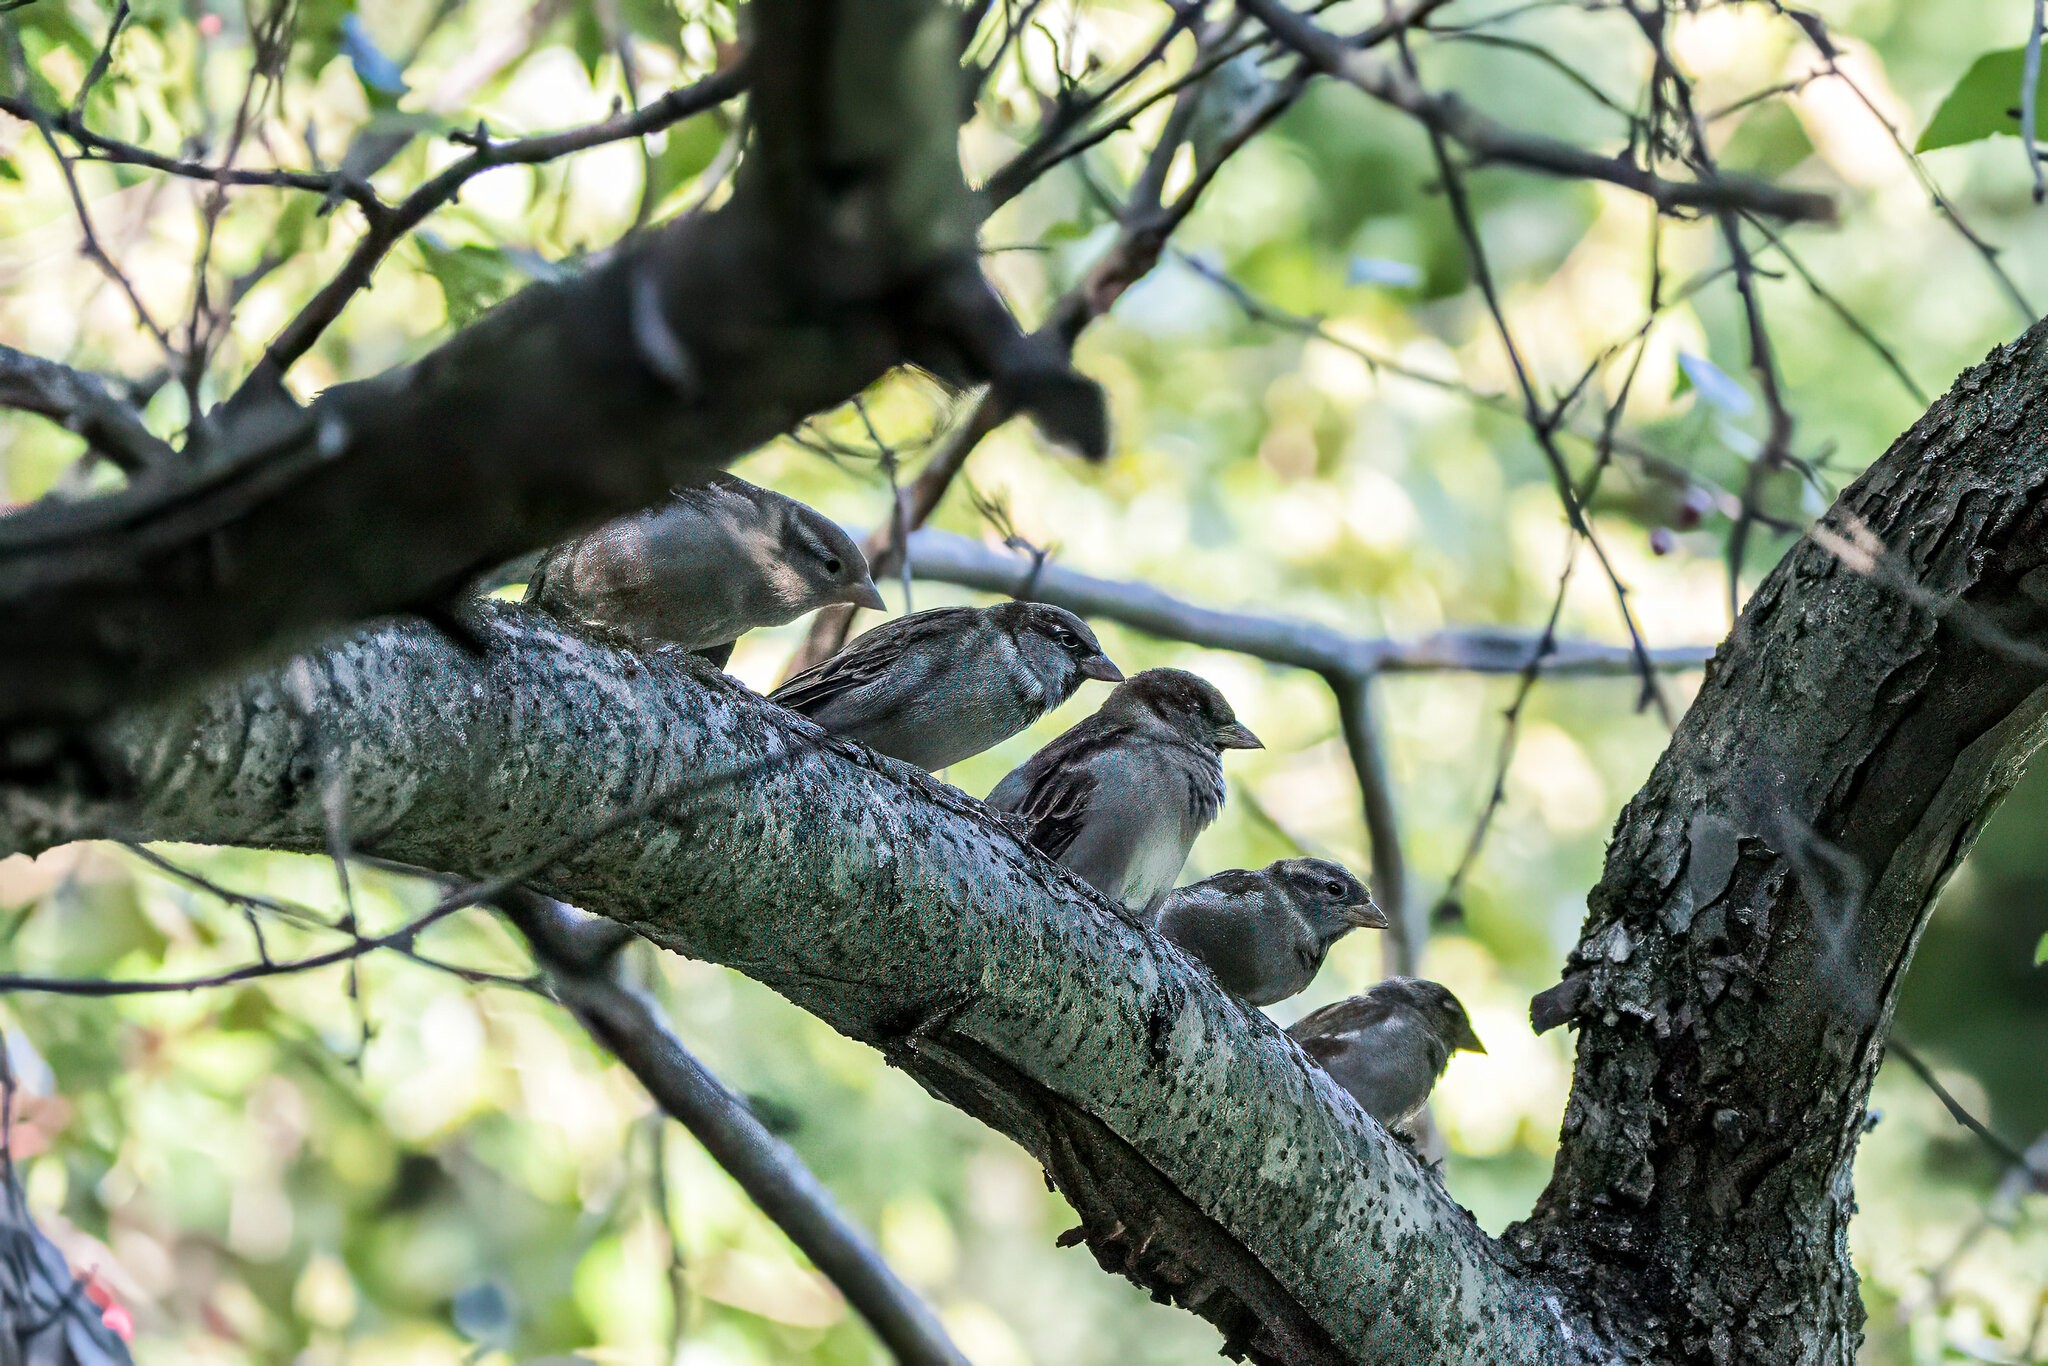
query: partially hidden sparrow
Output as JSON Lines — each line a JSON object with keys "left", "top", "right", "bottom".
{"left": 1148, "top": 857, "right": 1385, "bottom": 1006}
{"left": 770, "top": 601, "right": 1123, "bottom": 770}
{"left": 1288, "top": 977, "right": 1485, "bottom": 1131}
{"left": 526, "top": 473, "right": 883, "bottom": 664}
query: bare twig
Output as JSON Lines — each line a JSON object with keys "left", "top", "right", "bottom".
{"left": 899, "top": 528, "right": 1716, "bottom": 678}
{"left": 1329, "top": 675, "right": 1412, "bottom": 975}
{"left": 243, "top": 64, "right": 748, "bottom": 391}
{"left": 1767, "top": 1, "right": 2033, "bottom": 318}
{"left": 1238, "top": 0, "right": 1834, "bottom": 222}
{"left": 1889, "top": 1039, "right": 2048, "bottom": 1190}
{"left": 2026, "top": 0, "right": 2047, "bottom": 203}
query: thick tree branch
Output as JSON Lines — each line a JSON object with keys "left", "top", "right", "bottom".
{"left": 1238, "top": 0, "right": 1835, "bottom": 223}
{"left": 0, "top": 0, "right": 1098, "bottom": 748}
{"left": 495, "top": 889, "right": 969, "bottom": 1366}
{"left": 1516, "top": 318, "right": 2048, "bottom": 1364}
{"left": 1, "top": 607, "right": 1616, "bottom": 1366}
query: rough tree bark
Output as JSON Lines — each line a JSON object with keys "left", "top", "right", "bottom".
{"left": 0, "top": 605, "right": 1612, "bottom": 1366}
{"left": 1515, "top": 320, "right": 2048, "bottom": 1365}
{"left": 8, "top": 322, "right": 2048, "bottom": 1364}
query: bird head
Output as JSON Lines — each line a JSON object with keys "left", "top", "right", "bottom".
{"left": 1373, "top": 977, "right": 1486, "bottom": 1054}
{"left": 1271, "top": 857, "right": 1386, "bottom": 942}
{"left": 778, "top": 503, "right": 885, "bottom": 614}
{"left": 998, "top": 602, "right": 1124, "bottom": 694}
{"left": 1111, "top": 668, "right": 1262, "bottom": 751}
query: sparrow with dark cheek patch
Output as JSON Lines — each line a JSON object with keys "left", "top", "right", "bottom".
{"left": 1149, "top": 857, "right": 1385, "bottom": 1006}
{"left": 769, "top": 601, "right": 1123, "bottom": 771}
{"left": 985, "top": 668, "right": 1262, "bottom": 914}
{"left": 1288, "top": 977, "right": 1486, "bottom": 1132}
{"left": 525, "top": 473, "right": 884, "bottom": 664}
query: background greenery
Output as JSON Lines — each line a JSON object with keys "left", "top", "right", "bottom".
{"left": 2, "top": 0, "right": 2044, "bottom": 1361}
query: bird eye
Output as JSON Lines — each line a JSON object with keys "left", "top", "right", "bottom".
{"left": 824, "top": 557, "right": 843, "bottom": 574}
{"left": 1326, "top": 880, "right": 1345, "bottom": 897}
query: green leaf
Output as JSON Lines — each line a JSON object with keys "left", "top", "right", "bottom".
{"left": 415, "top": 235, "right": 525, "bottom": 327}
{"left": 1918, "top": 46, "right": 2048, "bottom": 152}
{"left": 2036, "top": 931, "right": 2047, "bottom": 966}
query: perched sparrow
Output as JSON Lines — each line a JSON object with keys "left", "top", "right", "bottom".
{"left": 1149, "top": 858, "right": 1386, "bottom": 1006}
{"left": 1288, "top": 977, "right": 1486, "bottom": 1131}
{"left": 525, "top": 473, "right": 884, "bottom": 662}
{"left": 986, "top": 668, "right": 1262, "bottom": 913}
{"left": 769, "top": 602, "right": 1124, "bottom": 770}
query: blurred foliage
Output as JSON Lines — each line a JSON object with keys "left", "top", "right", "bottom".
{"left": 2, "top": 0, "right": 2047, "bottom": 1362}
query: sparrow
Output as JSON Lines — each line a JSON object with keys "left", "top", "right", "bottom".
{"left": 769, "top": 601, "right": 1124, "bottom": 770}
{"left": 525, "top": 473, "right": 885, "bottom": 664}
{"left": 1148, "top": 857, "right": 1386, "bottom": 1006}
{"left": 985, "top": 668, "right": 1262, "bottom": 913}
{"left": 1288, "top": 977, "right": 1486, "bottom": 1131}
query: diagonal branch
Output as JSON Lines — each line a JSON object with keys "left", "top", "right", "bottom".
{"left": 0, "top": 346, "right": 174, "bottom": 474}
{"left": 0, "top": 606, "right": 1619, "bottom": 1366}
{"left": 495, "top": 888, "right": 970, "bottom": 1366}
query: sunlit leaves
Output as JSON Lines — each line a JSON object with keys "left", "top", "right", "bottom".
{"left": 1918, "top": 46, "right": 2048, "bottom": 152}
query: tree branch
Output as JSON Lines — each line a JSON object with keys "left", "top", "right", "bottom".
{"left": 1517, "top": 316, "right": 2048, "bottom": 1363}
{"left": 0, "top": 0, "right": 1099, "bottom": 747}
{"left": 495, "top": 888, "right": 970, "bottom": 1366}
{"left": 0, "top": 346, "right": 174, "bottom": 474}
{"left": 1237, "top": 0, "right": 1835, "bottom": 223}
{"left": 1, "top": 606, "right": 1618, "bottom": 1365}
{"left": 898, "top": 527, "right": 1716, "bottom": 679}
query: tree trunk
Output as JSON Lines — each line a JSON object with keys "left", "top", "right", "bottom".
{"left": 1516, "top": 320, "right": 2048, "bottom": 1364}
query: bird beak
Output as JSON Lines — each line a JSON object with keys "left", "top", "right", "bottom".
{"left": 1454, "top": 1020, "right": 1487, "bottom": 1055}
{"left": 1344, "top": 899, "right": 1390, "bottom": 930}
{"left": 1079, "top": 653, "right": 1125, "bottom": 683}
{"left": 1213, "top": 722, "right": 1263, "bottom": 750}
{"left": 846, "top": 579, "right": 887, "bottom": 611}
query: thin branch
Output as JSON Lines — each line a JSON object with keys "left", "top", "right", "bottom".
{"left": 2027, "top": 0, "right": 2047, "bottom": 203}
{"left": 0, "top": 95, "right": 382, "bottom": 214}
{"left": 898, "top": 526, "right": 1715, "bottom": 678}
{"left": 1237, "top": 0, "right": 1835, "bottom": 222}
{"left": 498, "top": 889, "right": 971, "bottom": 1366}
{"left": 1766, "top": 1, "right": 2032, "bottom": 318}
{"left": 243, "top": 64, "right": 748, "bottom": 391}
{"left": 3, "top": 32, "right": 177, "bottom": 364}
{"left": 1329, "top": 674, "right": 1413, "bottom": 976}
{"left": 1393, "top": 25, "right": 1669, "bottom": 721}
{"left": 787, "top": 17, "right": 1309, "bottom": 673}
{"left": 0, "top": 346, "right": 175, "bottom": 473}
{"left": 1889, "top": 1039, "right": 2048, "bottom": 1190}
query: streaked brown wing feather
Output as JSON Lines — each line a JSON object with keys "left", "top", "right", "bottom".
{"left": 1288, "top": 994, "right": 1397, "bottom": 1042}
{"left": 770, "top": 612, "right": 961, "bottom": 713}
{"left": 1016, "top": 762, "right": 1097, "bottom": 860}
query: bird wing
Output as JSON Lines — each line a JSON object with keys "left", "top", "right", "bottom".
{"left": 1181, "top": 867, "right": 1266, "bottom": 899}
{"left": 1008, "top": 759, "right": 1099, "bottom": 861}
{"left": 769, "top": 610, "right": 971, "bottom": 714}
{"left": 1294, "top": 1029, "right": 1356, "bottom": 1071}
{"left": 1288, "top": 994, "right": 1398, "bottom": 1043}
